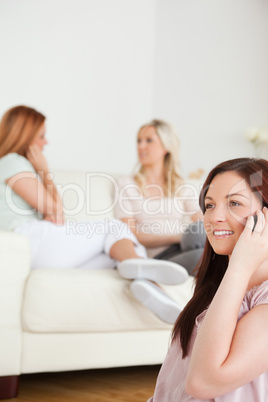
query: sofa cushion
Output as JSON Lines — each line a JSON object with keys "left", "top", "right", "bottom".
{"left": 22, "top": 268, "right": 194, "bottom": 333}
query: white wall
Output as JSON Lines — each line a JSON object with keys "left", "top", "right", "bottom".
{"left": 0, "top": 0, "right": 268, "bottom": 177}
{"left": 0, "top": 0, "right": 155, "bottom": 173}
{"left": 153, "top": 0, "right": 268, "bottom": 176}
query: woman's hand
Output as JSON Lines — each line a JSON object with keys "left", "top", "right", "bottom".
{"left": 44, "top": 208, "right": 65, "bottom": 226}
{"left": 25, "top": 145, "right": 65, "bottom": 225}
{"left": 26, "top": 145, "right": 49, "bottom": 175}
{"left": 229, "top": 207, "right": 268, "bottom": 278}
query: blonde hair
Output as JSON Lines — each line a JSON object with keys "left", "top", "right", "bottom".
{"left": 134, "top": 119, "right": 183, "bottom": 196}
{"left": 0, "top": 105, "right": 46, "bottom": 158}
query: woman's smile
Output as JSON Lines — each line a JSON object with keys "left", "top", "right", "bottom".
{"left": 213, "top": 230, "right": 234, "bottom": 239}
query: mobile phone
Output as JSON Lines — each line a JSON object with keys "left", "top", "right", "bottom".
{"left": 252, "top": 214, "right": 258, "bottom": 232}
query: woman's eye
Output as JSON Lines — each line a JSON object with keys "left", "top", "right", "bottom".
{"left": 146, "top": 138, "right": 152, "bottom": 143}
{"left": 205, "top": 203, "right": 214, "bottom": 210}
{"left": 229, "top": 201, "right": 240, "bottom": 207}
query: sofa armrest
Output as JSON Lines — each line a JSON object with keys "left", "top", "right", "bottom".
{"left": 0, "top": 231, "right": 31, "bottom": 376}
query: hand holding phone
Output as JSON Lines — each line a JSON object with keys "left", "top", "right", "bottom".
{"left": 252, "top": 214, "right": 258, "bottom": 232}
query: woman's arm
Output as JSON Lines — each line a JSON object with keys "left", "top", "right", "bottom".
{"left": 6, "top": 172, "right": 63, "bottom": 225}
{"left": 121, "top": 217, "right": 181, "bottom": 248}
{"left": 185, "top": 209, "right": 268, "bottom": 398}
{"left": 116, "top": 177, "right": 181, "bottom": 248}
{"left": 26, "top": 145, "right": 63, "bottom": 204}
{"left": 26, "top": 145, "right": 64, "bottom": 224}
{"left": 6, "top": 147, "right": 64, "bottom": 225}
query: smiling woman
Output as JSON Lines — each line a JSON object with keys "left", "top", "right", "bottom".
{"left": 148, "top": 157, "right": 268, "bottom": 402}
{"left": 203, "top": 171, "right": 262, "bottom": 257}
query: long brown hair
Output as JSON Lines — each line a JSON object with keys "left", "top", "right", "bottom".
{"left": 172, "top": 157, "right": 268, "bottom": 357}
{"left": 0, "top": 105, "right": 45, "bottom": 158}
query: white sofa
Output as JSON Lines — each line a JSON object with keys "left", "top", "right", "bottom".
{"left": 0, "top": 170, "right": 194, "bottom": 399}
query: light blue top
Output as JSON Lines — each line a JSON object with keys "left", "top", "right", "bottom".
{"left": 0, "top": 153, "right": 42, "bottom": 230}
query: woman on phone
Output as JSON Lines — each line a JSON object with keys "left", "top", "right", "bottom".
{"left": 149, "top": 157, "right": 268, "bottom": 401}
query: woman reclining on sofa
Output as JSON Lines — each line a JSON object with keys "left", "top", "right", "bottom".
{"left": 0, "top": 105, "right": 189, "bottom": 324}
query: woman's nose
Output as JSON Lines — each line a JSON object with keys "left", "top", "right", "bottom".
{"left": 138, "top": 141, "right": 146, "bottom": 149}
{"left": 210, "top": 206, "right": 227, "bottom": 222}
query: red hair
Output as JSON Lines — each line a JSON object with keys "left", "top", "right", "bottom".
{"left": 0, "top": 105, "right": 45, "bottom": 158}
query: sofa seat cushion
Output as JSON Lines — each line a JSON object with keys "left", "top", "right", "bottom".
{"left": 22, "top": 268, "right": 194, "bottom": 333}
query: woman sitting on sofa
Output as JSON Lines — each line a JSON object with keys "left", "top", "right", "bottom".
{"left": 115, "top": 119, "right": 206, "bottom": 270}
{"left": 0, "top": 105, "right": 188, "bottom": 324}
{"left": 115, "top": 119, "right": 206, "bottom": 305}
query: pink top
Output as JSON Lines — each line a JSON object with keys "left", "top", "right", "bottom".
{"left": 148, "top": 280, "right": 268, "bottom": 402}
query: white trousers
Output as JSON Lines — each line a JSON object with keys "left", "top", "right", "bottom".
{"left": 14, "top": 219, "right": 147, "bottom": 270}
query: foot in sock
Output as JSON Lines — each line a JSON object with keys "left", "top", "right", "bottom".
{"left": 117, "top": 258, "right": 188, "bottom": 285}
{"left": 130, "top": 279, "right": 182, "bottom": 324}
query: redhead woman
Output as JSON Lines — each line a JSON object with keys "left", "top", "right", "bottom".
{"left": 149, "top": 157, "right": 268, "bottom": 401}
{"left": 0, "top": 106, "right": 189, "bottom": 323}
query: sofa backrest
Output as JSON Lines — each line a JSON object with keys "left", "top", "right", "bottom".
{"left": 52, "top": 169, "right": 205, "bottom": 224}
{"left": 53, "top": 170, "right": 118, "bottom": 222}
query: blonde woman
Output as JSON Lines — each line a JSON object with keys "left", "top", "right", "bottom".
{"left": 0, "top": 106, "right": 189, "bottom": 324}
{"left": 115, "top": 120, "right": 205, "bottom": 312}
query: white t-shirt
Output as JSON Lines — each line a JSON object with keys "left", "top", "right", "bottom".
{"left": 0, "top": 153, "right": 42, "bottom": 230}
{"left": 114, "top": 175, "right": 201, "bottom": 257}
